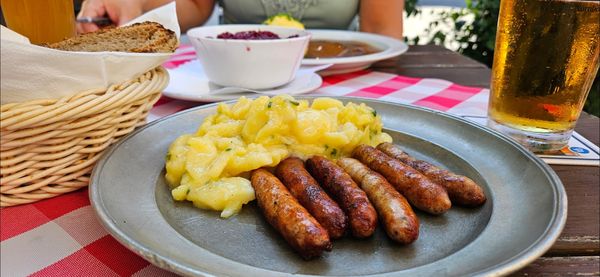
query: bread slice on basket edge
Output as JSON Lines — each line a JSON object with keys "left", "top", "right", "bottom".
{"left": 46, "top": 21, "right": 178, "bottom": 53}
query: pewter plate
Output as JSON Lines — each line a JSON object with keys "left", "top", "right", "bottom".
{"left": 90, "top": 97, "right": 567, "bottom": 277}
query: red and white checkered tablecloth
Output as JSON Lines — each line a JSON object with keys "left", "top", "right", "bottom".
{"left": 154, "top": 44, "right": 490, "bottom": 121}
{"left": 0, "top": 47, "right": 490, "bottom": 277}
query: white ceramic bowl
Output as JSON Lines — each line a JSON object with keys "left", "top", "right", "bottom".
{"left": 187, "top": 25, "right": 310, "bottom": 90}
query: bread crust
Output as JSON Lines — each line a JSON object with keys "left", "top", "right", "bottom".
{"left": 46, "top": 22, "right": 177, "bottom": 53}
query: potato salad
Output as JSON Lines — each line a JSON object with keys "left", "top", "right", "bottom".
{"left": 165, "top": 95, "right": 392, "bottom": 217}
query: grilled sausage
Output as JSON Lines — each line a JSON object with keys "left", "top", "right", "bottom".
{"left": 250, "top": 168, "right": 332, "bottom": 259}
{"left": 377, "top": 142, "right": 486, "bottom": 207}
{"left": 275, "top": 157, "right": 348, "bottom": 239}
{"left": 306, "top": 156, "right": 378, "bottom": 238}
{"left": 338, "top": 158, "right": 419, "bottom": 244}
{"left": 353, "top": 144, "right": 451, "bottom": 215}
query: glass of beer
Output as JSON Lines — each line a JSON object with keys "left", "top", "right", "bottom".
{"left": 1, "top": 0, "right": 76, "bottom": 45}
{"left": 488, "top": 0, "right": 600, "bottom": 152}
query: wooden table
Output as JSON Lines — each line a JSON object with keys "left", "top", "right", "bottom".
{"left": 374, "top": 45, "right": 599, "bottom": 275}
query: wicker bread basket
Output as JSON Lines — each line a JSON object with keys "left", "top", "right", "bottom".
{"left": 0, "top": 67, "right": 168, "bottom": 207}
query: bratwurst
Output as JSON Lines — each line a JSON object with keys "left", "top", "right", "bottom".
{"left": 275, "top": 157, "right": 348, "bottom": 239}
{"left": 353, "top": 144, "right": 451, "bottom": 215}
{"left": 306, "top": 156, "right": 378, "bottom": 238}
{"left": 251, "top": 168, "right": 332, "bottom": 259}
{"left": 338, "top": 158, "right": 419, "bottom": 244}
{"left": 377, "top": 142, "right": 486, "bottom": 207}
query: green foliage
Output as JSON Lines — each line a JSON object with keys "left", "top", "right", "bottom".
{"left": 457, "top": 0, "right": 500, "bottom": 67}
{"left": 413, "top": 0, "right": 500, "bottom": 67}
{"left": 405, "top": 0, "right": 420, "bottom": 17}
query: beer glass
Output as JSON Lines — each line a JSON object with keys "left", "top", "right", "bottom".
{"left": 488, "top": 0, "right": 600, "bottom": 152}
{"left": 1, "top": 0, "right": 76, "bottom": 45}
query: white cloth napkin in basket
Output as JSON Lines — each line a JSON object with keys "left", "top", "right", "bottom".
{"left": 0, "top": 2, "right": 180, "bottom": 105}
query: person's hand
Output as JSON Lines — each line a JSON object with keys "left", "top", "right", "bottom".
{"left": 77, "top": 0, "right": 145, "bottom": 33}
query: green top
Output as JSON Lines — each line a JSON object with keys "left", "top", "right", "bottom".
{"left": 219, "top": 0, "right": 360, "bottom": 29}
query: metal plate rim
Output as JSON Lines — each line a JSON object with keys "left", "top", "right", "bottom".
{"left": 90, "top": 96, "right": 567, "bottom": 277}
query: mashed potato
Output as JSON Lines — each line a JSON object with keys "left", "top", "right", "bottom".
{"left": 165, "top": 95, "right": 392, "bottom": 217}
{"left": 263, "top": 13, "right": 305, "bottom": 29}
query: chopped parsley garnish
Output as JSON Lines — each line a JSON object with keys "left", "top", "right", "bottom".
{"left": 331, "top": 148, "right": 338, "bottom": 156}
{"left": 289, "top": 100, "right": 300, "bottom": 106}
{"left": 225, "top": 148, "right": 232, "bottom": 151}
{"left": 267, "top": 102, "right": 272, "bottom": 108}
{"left": 372, "top": 109, "right": 377, "bottom": 117}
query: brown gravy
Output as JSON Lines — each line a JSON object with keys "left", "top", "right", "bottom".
{"left": 305, "top": 40, "right": 381, "bottom": 59}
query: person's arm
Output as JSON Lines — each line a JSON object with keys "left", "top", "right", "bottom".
{"left": 144, "top": 0, "right": 215, "bottom": 32}
{"left": 77, "top": 0, "right": 214, "bottom": 33}
{"left": 359, "top": 0, "right": 404, "bottom": 39}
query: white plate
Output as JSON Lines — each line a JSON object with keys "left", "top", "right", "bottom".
{"left": 163, "top": 60, "right": 323, "bottom": 102}
{"left": 302, "top": 30, "right": 409, "bottom": 76}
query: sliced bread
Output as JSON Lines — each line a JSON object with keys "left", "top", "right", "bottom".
{"left": 46, "top": 21, "right": 178, "bottom": 53}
